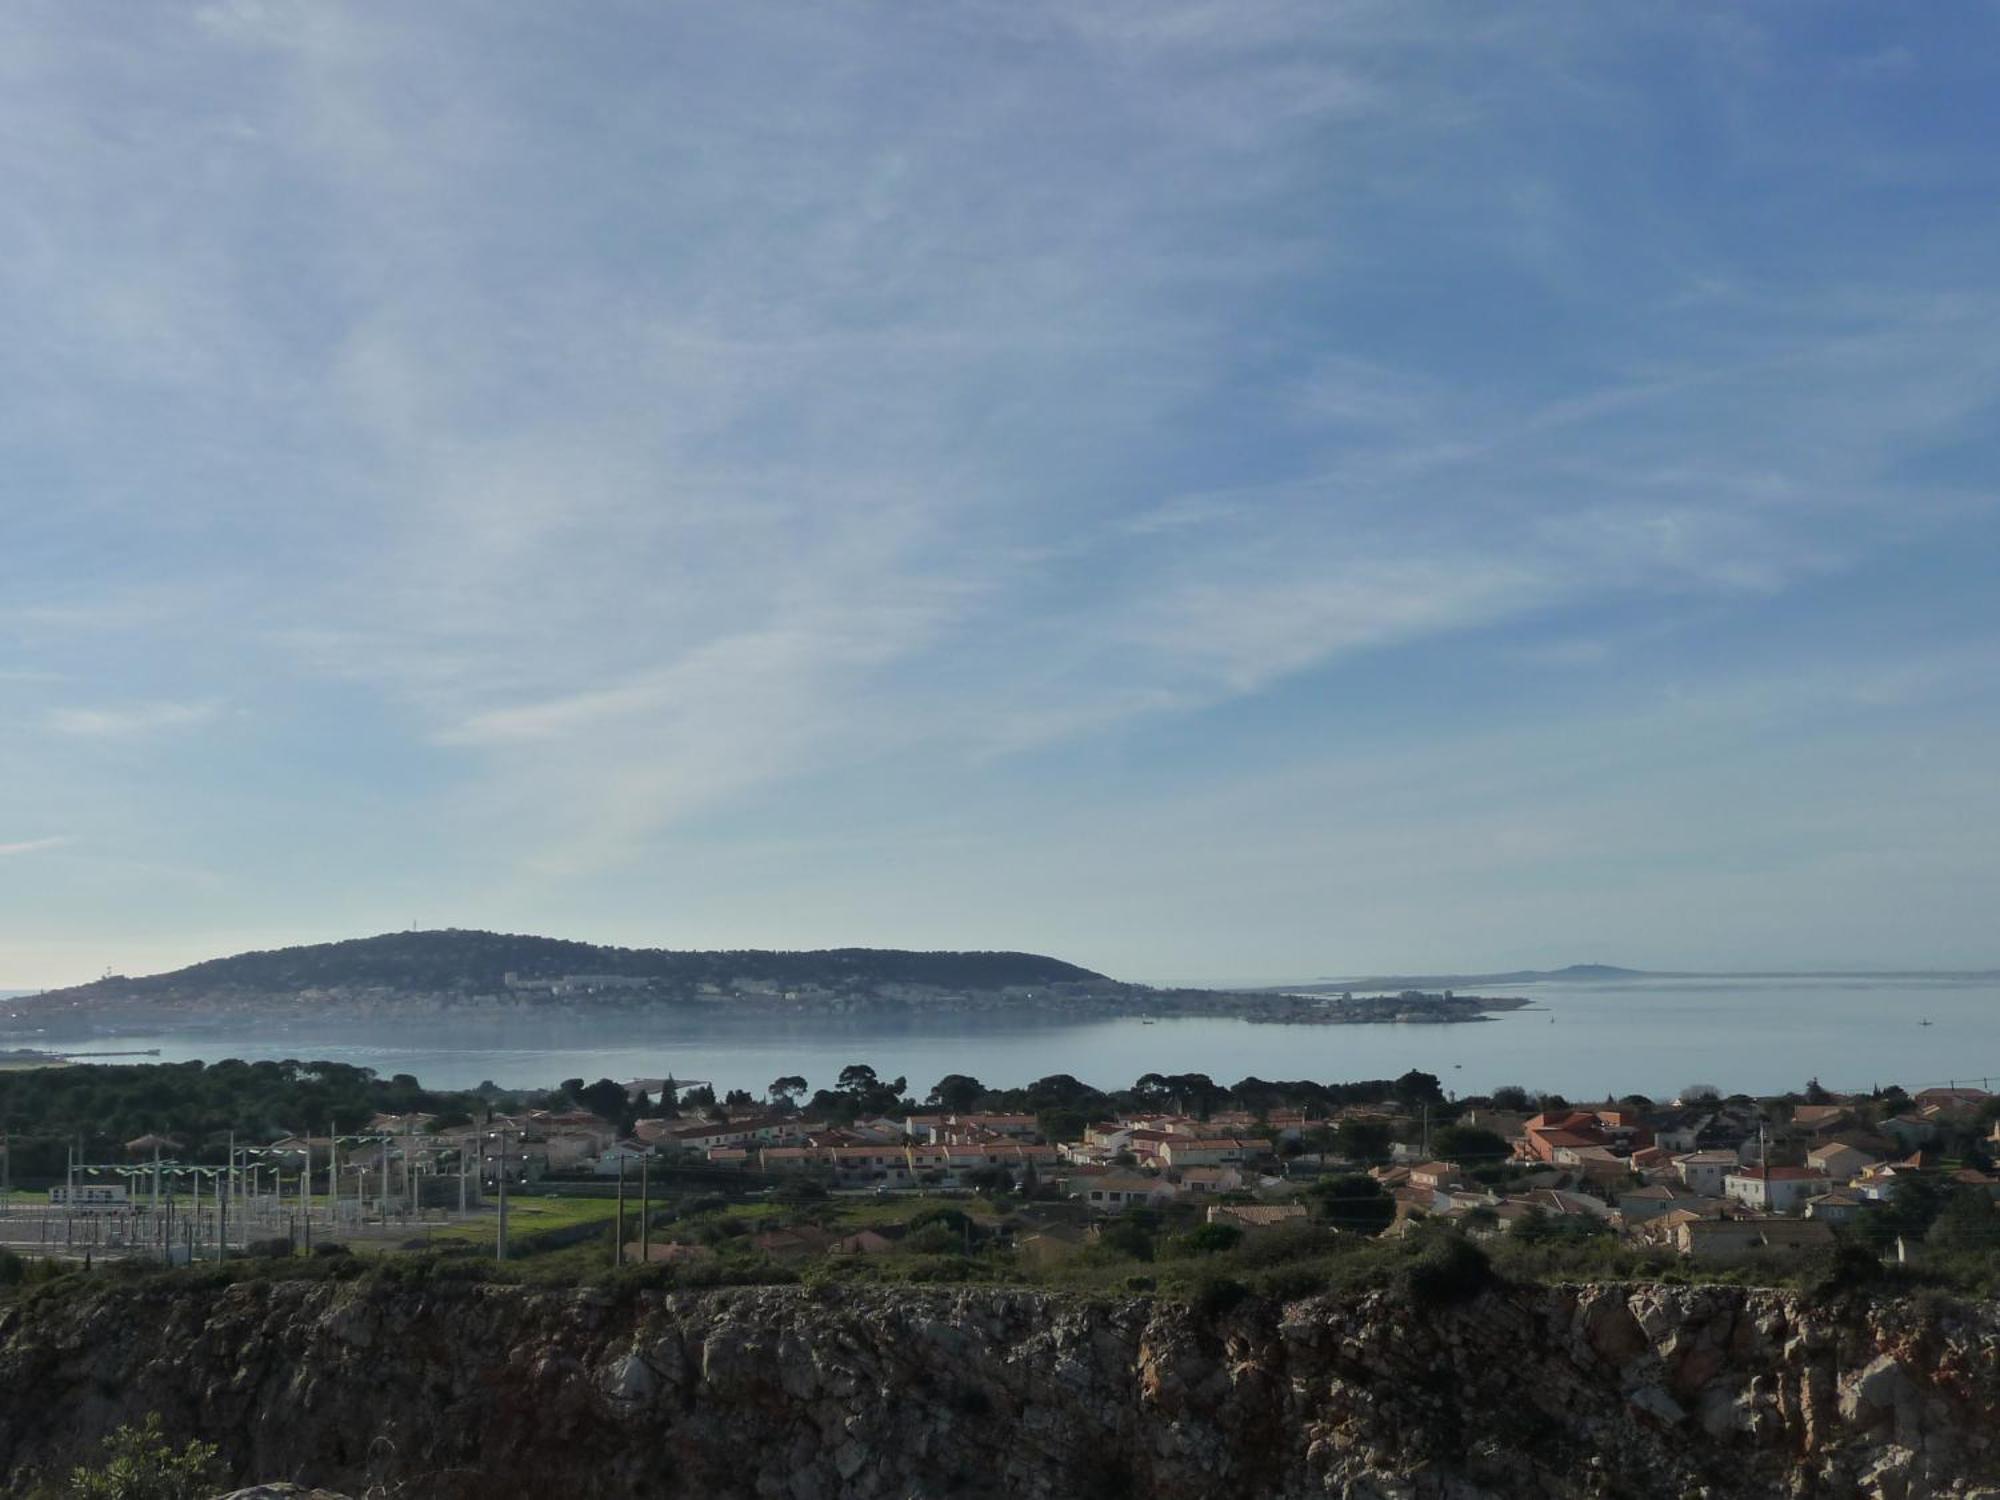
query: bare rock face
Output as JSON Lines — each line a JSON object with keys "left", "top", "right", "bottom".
{"left": 2, "top": 1279, "right": 1997, "bottom": 1499}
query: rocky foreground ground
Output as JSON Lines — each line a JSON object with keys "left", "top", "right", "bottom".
{"left": 3, "top": 1276, "right": 1994, "bottom": 1498}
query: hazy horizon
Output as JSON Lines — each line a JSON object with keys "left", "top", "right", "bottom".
{"left": 5, "top": 5, "right": 1998, "bottom": 990}
{"left": 6, "top": 927, "right": 2000, "bottom": 998}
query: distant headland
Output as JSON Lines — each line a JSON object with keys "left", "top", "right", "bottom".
{"left": 2, "top": 929, "right": 1530, "bottom": 1033}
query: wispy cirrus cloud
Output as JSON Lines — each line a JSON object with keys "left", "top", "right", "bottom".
{"left": 43, "top": 701, "right": 221, "bottom": 739}
{"left": 2, "top": 1, "right": 1998, "bottom": 976}
{"left": 0, "top": 837, "right": 69, "bottom": 858}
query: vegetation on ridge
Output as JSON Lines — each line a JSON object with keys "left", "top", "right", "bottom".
{"left": 43, "top": 928, "right": 1107, "bottom": 999}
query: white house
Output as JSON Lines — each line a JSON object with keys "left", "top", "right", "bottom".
{"left": 1723, "top": 1166, "right": 1830, "bottom": 1215}
{"left": 1674, "top": 1150, "right": 1739, "bottom": 1197}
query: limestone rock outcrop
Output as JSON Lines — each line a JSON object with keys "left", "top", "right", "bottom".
{"left": 3, "top": 1279, "right": 1996, "bottom": 1498}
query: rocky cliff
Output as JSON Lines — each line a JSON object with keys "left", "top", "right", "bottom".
{"left": 4, "top": 1278, "right": 1997, "bottom": 1499}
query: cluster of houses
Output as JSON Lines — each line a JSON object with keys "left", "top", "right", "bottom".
{"left": 224, "top": 1078, "right": 1998, "bottom": 1265}
{"left": 641, "top": 1108, "right": 1064, "bottom": 1189}
{"left": 1377, "top": 1087, "right": 2000, "bottom": 1262}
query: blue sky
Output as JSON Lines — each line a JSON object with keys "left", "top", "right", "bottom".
{"left": 3, "top": 2, "right": 1998, "bottom": 988}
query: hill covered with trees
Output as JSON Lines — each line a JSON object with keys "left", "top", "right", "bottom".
{"left": 27, "top": 928, "right": 1112, "bottom": 1012}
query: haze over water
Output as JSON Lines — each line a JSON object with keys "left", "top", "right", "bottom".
{"left": 37, "top": 976, "right": 2000, "bottom": 1103}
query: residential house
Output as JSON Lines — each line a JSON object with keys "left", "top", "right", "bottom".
{"left": 1174, "top": 1165, "right": 1245, "bottom": 1195}
{"left": 1521, "top": 1111, "right": 1632, "bottom": 1164}
{"left": 1159, "top": 1137, "right": 1268, "bottom": 1170}
{"left": 1787, "top": 1104, "right": 1856, "bottom": 1138}
{"left": 1561, "top": 1147, "right": 1632, "bottom": 1189}
{"left": 1913, "top": 1087, "right": 1991, "bottom": 1116}
{"left": 1647, "top": 1111, "right": 1711, "bottom": 1154}
{"left": 1805, "top": 1142, "right": 1878, "bottom": 1182}
{"left": 1207, "top": 1203, "right": 1309, "bottom": 1231}
{"left": 1723, "top": 1166, "right": 1831, "bottom": 1214}
{"left": 1509, "top": 1188, "right": 1615, "bottom": 1222}
{"left": 1804, "top": 1190, "right": 1867, "bottom": 1225}
{"left": 1617, "top": 1185, "right": 1714, "bottom": 1223}
{"left": 1674, "top": 1150, "right": 1739, "bottom": 1197}
{"left": 1408, "top": 1161, "right": 1463, "bottom": 1192}
{"left": 1072, "top": 1173, "right": 1179, "bottom": 1212}
{"left": 1592, "top": 1109, "right": 1655, "bottom": 1152}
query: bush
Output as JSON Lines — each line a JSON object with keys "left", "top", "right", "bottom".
{"left": 902, "top": 1224, "right": 965, "bottom": 1256}
{"left": 64, "top": 1413, "right": 222, "bottom": 1500}
{"left": 1095, "top": 1218, "right": 1155, "bottom": 1263}
{"left": 1178, "top": 1269, "right": 1250, "bottom": 1318}
{"left": 1399, "top": 1234, "right": 1495, "bottom": 1308}
{"left": 1161, "top": 1223, "right": 1242, "bottom": 1259}
{"left": 1804, "top": 1242, "right": 1883, "bottom": 1302}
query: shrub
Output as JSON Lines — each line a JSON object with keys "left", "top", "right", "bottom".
{"left": 1095, "top": 1218, "right": 1155, "bottom": 1263}
{"left": 1804, "top": 1242, "right": 1883, "bottom": 1302}
{"left": 1161, "top": 1223, "right": 1242, "bottom": 1259}
{"left": 1178, "top": 1269, "right": 1251, "bottom": 1318}
{"left": 64, "top": 1413, "right": 222, "bottom": 1500}
{"left": 1399, "top": 1234, "right": 1494, "bottom": 1308}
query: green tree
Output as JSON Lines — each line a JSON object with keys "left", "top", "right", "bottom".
{"left": 1393, "top": 1070, "right": 1445, "bottom": 1107}
{"left": 1163, "top": 1222, "right": 1242, "bottom": 1258}
{"left": 768, "top": 1075, "right": 809, "bottom": 1108}
{"left": 574, "top": 1078, "right": 630, "bottom": 1125}
{"left": 66, "top": 1414, "right": 222, "bottom": 1500}
{"left": 928, "top": 1074, "right": 986, "bottom": 1113}
{"left": 1430, "top": 1125, "right": 1511, "bottom": 1166}
{"left": 1096, "top": 1216, "right": 1155, "bottom": 1261}
{"left": 1926, "top": 1188, "right": 1994, "bottom": 1253}
{"left": 1333, "top": 1119, "right": 1392, "bottom": 1163}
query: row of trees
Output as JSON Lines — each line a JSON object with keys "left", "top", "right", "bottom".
{"left": 733, "top": 1065, "right": 1453, "bottom": 1141}
{"left": 0, "top": 1061, "right": 498, "bottom": 1177}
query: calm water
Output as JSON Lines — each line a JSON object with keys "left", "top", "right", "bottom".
{"left": 23, "top": 976, "right": 2000, "bottom": 1101}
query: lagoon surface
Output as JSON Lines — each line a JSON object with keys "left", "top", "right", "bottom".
{"left": 23, "top": 975, "right": 2000, "bottom": 1101}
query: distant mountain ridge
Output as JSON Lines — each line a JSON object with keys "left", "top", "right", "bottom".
{"left": 1281, "top": 963, "right": 2000, "bottom": 992}
{"left": 33, "top": 929, "right": 1107, "bottom": 1001}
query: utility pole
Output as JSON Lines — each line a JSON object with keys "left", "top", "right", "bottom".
{"left": 615, "top": 1153, "right": 626, "bottom": 1267}
{"left": 494, "top": 1127, "right": 511, "bottom": 1263}
{"left": 639, "top": 1156, "right": 649, "bottom": 1264}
